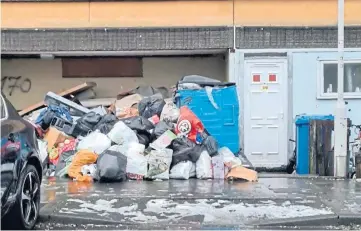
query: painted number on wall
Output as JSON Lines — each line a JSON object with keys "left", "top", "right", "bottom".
{"left": 1, "top": 76, "right": 32, "bottom": 96}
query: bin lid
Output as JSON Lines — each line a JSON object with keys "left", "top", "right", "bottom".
{"left": 295, "top": 114, "right": 334, "bottom": 125}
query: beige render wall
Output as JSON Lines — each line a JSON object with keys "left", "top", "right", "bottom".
{"left": 1, "top": 56, "right": 226, "bottom": 110}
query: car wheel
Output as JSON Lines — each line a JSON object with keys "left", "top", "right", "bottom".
{"left": 2, "top": 165, "right": 41, "bottom": 230}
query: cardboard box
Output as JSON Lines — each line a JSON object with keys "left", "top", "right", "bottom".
{"left": 44, "top": 127, "right": 69, "bottom": 151}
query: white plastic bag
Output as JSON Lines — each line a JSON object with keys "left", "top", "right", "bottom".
{"left": 107, "top": 121, "right": 139, "bottom": 145}
{"left": 126, "top": 142, "right": 145, "bottom": 156}
{"left": 108, "top": 144, "right": 129, "bottom": 155}
{"left": 170, "top": 161, "right": 193, "bottom": 180}
{"left": 37, "top": 139, "right": 48, "bottom": 164}
{"left": 126, "top": 153, "right": 148, "bottom": 180}
{"left": 160, "top": 100, "right": 180, "bottom": 123}
{"left": 196, "top": 150, "right": 213, "bottom": 179}
{"left": 212, "top": 155, "right": 225, "bottom": 179}
{"left": 218, "top": 147, "right": 242, "bottom": 168}
{"left": 77, "top": 130, "right": 111, "bottom": 154}
{"left": 147, "top": 148, "right": 173, "bottom": 180}
{"left": 81, "top": 164, "right": 97, "bottom": 178}
{"left": 190, "top": 163, "right": 196, "bottom": 178}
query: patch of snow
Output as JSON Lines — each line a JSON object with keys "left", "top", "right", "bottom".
{"left": 282, "top": 201, "right": 291, "bottom": 206}
{"left": 69, "top": 207, "right": 98, "bottom": 213}
{"left": 260, "top": 200, "right": 277, "bottom": 205}
{"left": 89, "top": 194, "right": 100, "bottom": 197}
{"left": 66, "top": 198, "right": 158, "bottom": 223}
{"left": 296, "top": 199, "right": 315, "bottom": 204}
{"left": 143, "top": 199, "right": 333, "bottom": 224}
{"left": 59, "top": 210, "right": 76, "bottom": 214}
{"left": 62, "top": 198, "right": 333, "bottom": 225}
{"left": 99, "top": 212, "right": 110, "bottom": 217}
{"left": 211, "top": 202, "right": 221, "bottom": 206}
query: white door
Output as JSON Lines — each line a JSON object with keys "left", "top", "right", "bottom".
{"left": 244, "top": 58, "right": 288, "bottom": 168}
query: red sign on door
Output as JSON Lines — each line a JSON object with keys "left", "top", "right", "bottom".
{"left": 269, "top": 74, "right": 277, "bottom": 82}
{"left": 253, "top": 74, "right": 261, "bottom": 82}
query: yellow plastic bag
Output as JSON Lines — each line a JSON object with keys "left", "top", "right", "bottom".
{"left": 68, "top": 150, "right": 98, "bottom": 182}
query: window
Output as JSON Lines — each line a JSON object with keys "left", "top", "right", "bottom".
{"left": 62, "top": 57, "right": 143, "bottom": 78}
{"left": 318, "top": 60, "right": 361, "bottom": 99}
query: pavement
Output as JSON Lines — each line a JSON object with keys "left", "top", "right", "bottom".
{"left": 36, "top": 175, "right": 361, "bottom": 230}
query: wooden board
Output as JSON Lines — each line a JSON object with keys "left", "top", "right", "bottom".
{"left": 309, "top": 120, "right": 334, "bottom": 176}
{"left": 19, "top": 82, "right": 97, "bottom": 116}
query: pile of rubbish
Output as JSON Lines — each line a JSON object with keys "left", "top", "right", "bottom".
{"left": 26, "top": 76, "right": 257, "bottom": 183}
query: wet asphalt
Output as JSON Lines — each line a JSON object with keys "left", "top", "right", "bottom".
{"left": 36, "top": 175, "right": 361, "bottom": 230}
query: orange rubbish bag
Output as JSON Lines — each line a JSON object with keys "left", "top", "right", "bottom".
{"left": 175, "top": 106, "right": 205, "bottom": 143}
{"left": 68, "top": 150, "right": 98, "bottom": 182}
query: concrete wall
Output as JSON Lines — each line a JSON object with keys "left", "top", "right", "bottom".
{"left": 2, "top": 0, "right": 361, "bottom": 28}
{"left": 1, "top": 56, "right": 226, "bottom": 110}
{"left": 293, "top": 51, "right": 361, "bottom": 139}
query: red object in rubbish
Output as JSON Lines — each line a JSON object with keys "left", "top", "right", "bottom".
{"left": 175, "top": 106, "right": 204, "bottom": 142}
{"left": 149, "top": 115, "right": 160, "bottom": 125}
{"left": 54, "top": 138, "right": 77, "bottom": 165}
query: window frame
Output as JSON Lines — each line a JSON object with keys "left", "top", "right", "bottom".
{"left": 317, "top": 59, "right": 361, "bottom": 99}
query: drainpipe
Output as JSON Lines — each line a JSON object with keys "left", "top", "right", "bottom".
{"left": 232, "top": 0, "right": 236, "bottom": 50}
{"left": 334, "top": 0, "right": 348, "bottom": 178}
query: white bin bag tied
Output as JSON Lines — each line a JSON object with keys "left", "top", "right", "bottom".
{"left": 196, "top": 150, "right": 213, "bottom": 179}
{"left": 77, "top": 130, "right": 111, "bottom": 154}
{"left": 107, "top": 121, "right": 138, "bottom": 145}
{"left": 170, "top": 161, "right": 194, "bottom": 180}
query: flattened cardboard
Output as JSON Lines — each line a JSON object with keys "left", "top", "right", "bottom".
{"left": 226, "top": 166, "right": 258, "bottom": 182}
{"left": 44, "top": 127, "right": 69, "bottom": 151}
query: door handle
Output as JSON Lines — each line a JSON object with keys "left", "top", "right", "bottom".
{"left": 279, "top": 112, "right": 284, "bottom": 119}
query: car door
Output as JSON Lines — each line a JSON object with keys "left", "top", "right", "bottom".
{"left": 0, "top": 95, "right": 28, "bottom": 205}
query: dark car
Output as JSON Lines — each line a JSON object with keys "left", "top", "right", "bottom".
{"left": 1, "top": 93, "right": 43, "bottom": 230}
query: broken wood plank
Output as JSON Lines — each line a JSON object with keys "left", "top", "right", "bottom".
{"left": 317, "top": 120, "right": 333, "bottom": 176}
{"left": 309, "top": 120, "right": 317, "bottom": 175}
{"left": 19, "top": 82, "right": 96, "bottom": 116}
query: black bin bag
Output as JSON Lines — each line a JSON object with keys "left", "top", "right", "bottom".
{"left": 94, "top": 114, "right": 118, "bottom": 134}
{"left": 152, "top": 121, "right": 174, "bottom": 140}
{"left": 138, "top": 93, "right": 166, "bottom": 119}
{"left": 170, "top": 137, "right": 203, "bottom": 167}
{"left": 201, "top": 136, "right": 218, "bottom": 157}
{"left": 75, "top": 112, "right": 102, "bottom": 136}
{"left": 120, "top": 116, "right": 154, "bottom": 135}
{"left": 94, "top": 150, "right": 127, "bottom": 183}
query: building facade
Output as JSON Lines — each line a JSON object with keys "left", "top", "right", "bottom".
{"left": 1, "top": 0, "right": 361, "bottom": 168}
